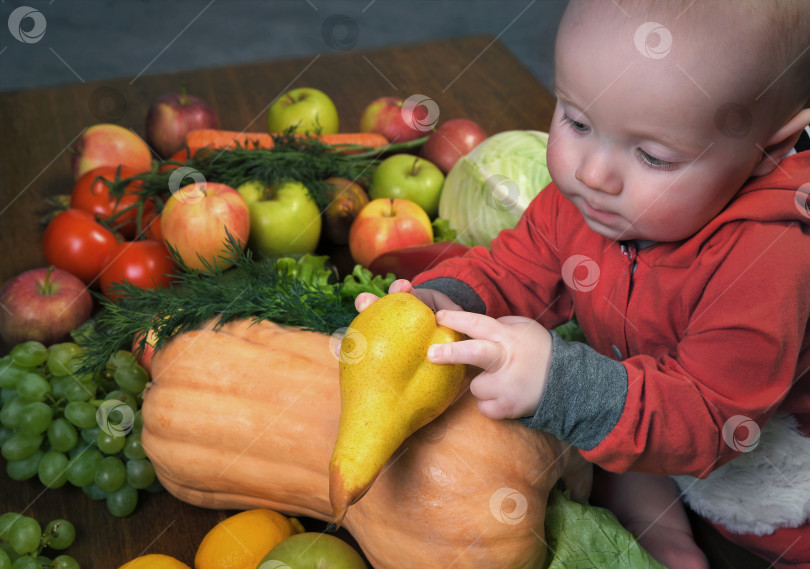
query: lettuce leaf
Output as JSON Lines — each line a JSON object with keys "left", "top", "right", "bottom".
{"left": 545, "top": 490, "right": 667, "bottom": 569}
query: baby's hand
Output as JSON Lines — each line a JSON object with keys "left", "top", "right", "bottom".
{"left": 427, "top": 311, "right": 553, "bottom": 420}
{"left": 354, "top": 279, "right": 461, "bottom": 313}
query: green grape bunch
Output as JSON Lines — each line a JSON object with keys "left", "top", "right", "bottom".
{"left": 0, "top": 511, "right": 80, "bottom": 568}
{"left": 0, "top": 340, "right": 161, "bottom": 520}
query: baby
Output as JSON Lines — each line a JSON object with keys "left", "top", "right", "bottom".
{"left": 357, "top": 0, "right": 810, "bottom": 567}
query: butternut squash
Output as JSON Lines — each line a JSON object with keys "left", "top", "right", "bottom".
{"left": 142, "top": 318, "right": 592, "bottom": 569}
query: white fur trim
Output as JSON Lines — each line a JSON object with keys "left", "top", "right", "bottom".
{"left": 672, "top": 413, "right": 810, "bottom": 536}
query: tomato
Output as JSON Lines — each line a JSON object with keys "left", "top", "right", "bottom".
{"left": 99, "top": 240, "right": 176, "bottom": 300}
{"left": 135, "top": 208, "right": 163, "bottom": 241}
{"left": 43, "top": 209, "right": 120, "bottom": 285}
{"left": 70, "top": 165, "right": 146, "bottom": 237}
{"left": 159, "top": 147, "right": 194, "bottom": 173}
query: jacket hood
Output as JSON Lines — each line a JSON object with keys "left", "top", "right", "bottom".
{"left": 707, "top": 151, "right": 810, "bottom": 230}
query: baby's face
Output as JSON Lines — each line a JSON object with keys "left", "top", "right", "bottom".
{"left": 546, "top": 2, "right": 772, "bottom": 242}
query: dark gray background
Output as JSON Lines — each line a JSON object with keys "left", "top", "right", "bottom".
{"left": 0, "top": 0, "right": 567, "bottom": 94}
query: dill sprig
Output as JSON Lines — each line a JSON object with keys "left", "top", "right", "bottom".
{"left": 77, "top": 235, "right": 360, "bottom": 375}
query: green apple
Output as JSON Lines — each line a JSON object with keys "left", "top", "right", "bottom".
{"left": 237, "top": 180, "right": 322, "bottom": 258}
{"left": 267, "top": 87, "right": 339, "bottom": 135}
{"left": 257, "top": 532, "right": 367, "bottom": 569}
{"left": 369, "top": 154, "right": 445, "bottom": 218}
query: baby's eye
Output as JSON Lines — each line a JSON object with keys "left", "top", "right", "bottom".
{"left": 638, "top": 149, "right": 676, "bottom": 171}
{"left": 560, "top": 113, "right": 589, "bottom": 133}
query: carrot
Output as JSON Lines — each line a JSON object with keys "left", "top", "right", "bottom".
{"left": 184, "top": 129, "right": 390, "bottom": 156}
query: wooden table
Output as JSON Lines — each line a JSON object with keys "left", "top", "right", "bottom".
{"left": 0, "top": 35, "right": 764, "bottom": 569}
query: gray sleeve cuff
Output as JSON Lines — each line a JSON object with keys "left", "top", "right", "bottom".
{"left": 519, "top": 331, "right": 627, "bottom": 451}
{"left": 414, "top": 277, "right": 487, "bottom": 314}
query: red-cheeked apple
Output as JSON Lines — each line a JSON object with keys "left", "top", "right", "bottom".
{"left": 146, "top": 87, "right": 220, "bottom": 158}
{"left": 160, "top": 182, "right": 250, "bottom": 272}
{"left": 72, "top": 123, "right": 152, "bottom": 180}
{"left": 0, "top": 267, "right": 93, "bottom": 346}
{"left": 360, "top": 96, "right": 430, "bottom": 143}
{"left": 420, "top": 118, "right": 487, "bottom": 174}
{"left": 349, "top": 198, "right": 434, "bottom": 267}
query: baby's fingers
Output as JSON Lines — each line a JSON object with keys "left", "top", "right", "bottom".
{"left": 427, "top": 338, "right": 505, "bottom": 372}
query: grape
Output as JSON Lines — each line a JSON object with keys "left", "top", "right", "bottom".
{"left": 15, "top": 373, "right": 50, "bottom": 402}
{"left": 0, "top": 426, "right": 13, "bottom": 447}
{"left": 10, "top": 341, "right": 49, "bottom": 369}
{"left": 17, "top": 401, "right": 53, "bottom": 435}
{"left": 43, "top": 519, "right": 75, "bottom": 550}
{"left": 1, "top": 432, "right": 44, "bottom": 461}
{"left": 0, "top": 387, "right": 19, "bottom": 405}
{"left": 122, "top": 432, "right": 146, "bottom": 460}
{"left": 0, "top": 358, "right": 26, "bottom": 389}
{"left": 97, "top": 430, "right": 126, "bottom": 455}
{"left": 7, "top": 515, "right": 40, "bottom": 554}
{"left": 0, "top": 547, "right": 9, "bottom": 569}
{"left": 113, "top": 364, "right": 148, "bottom": 394}
{"left": 126, "top": 458, "right": 156, "bottom": 489}
{"left": 107, "top": 350, "right": 137, "bottom": 372}
{"left": 67, "top": 439, "right": 93, "bottom": 460}
{"left": 63, "top": 379, "right": 95, "bottom": 403}
{"left": 38, "top": 450, "right": 70, "bottom": 489}
{"left": 0, "top": 544, "right": 16, "bottom": 566}
{"left": 0, "top": 396, "right": 30, "bottom": 429}
{"left": 63, "top": 402, "right": 97, "bottom": 430}
{"left": 47, "top": 418, "right": 79, "bottom": 453}
{"left": 82, "top": 483, "right": 107, "bottom": 501}
{"left": 46, "top": 343, "right": 83, "bottom": 377}
{"left": 67, "top": 448, "right": 103, "bottom": 487}
{"left": 49, "top": 375, "right": 70, "bottom": 400}
{"left": 94, "top": 456, "right": 126, "bottom": 492}
{"left": 80, "top": 426, "right": 100, "bottom": 446}
{"left": 10, "top": 557, "right": 38, "bottom": 569}
{"left": 0, "top": 513, "right": 22, "bottom": 539}
{"left": 145, "top": 478, "right": 164, "bottom": 493}
{"left": 106, "top": 483, "right": 138, "bottom": 517}
{"left": 6, "top": 449, "right": 44, "bottom": 481}
{"left": 52, "top": 555, "right": 80, "bottom": 569}
{"left": 132, "top": 409, "right": 143, "bottom": 432}
{"left": 104, "top": 390, "right": 138, "bottom": 414}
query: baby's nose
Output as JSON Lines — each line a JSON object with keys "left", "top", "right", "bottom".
{"left": 575, "top": 150, "right": 622, "bottom": 194}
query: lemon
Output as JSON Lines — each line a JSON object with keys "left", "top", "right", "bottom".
{"left": 118, "top": 553, "right": 192, "bottom": 569}
{"left": 194, "top": 509, "right": 303, "bottom": 569}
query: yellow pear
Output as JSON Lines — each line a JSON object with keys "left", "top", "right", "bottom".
{"left": 329, "top": 292, "right": 466, "bottom": 526}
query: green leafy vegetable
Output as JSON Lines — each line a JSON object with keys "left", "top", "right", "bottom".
{"left": 76, "top": 237, "right": 386, "bottom": 375}
{"left": 544, "top": 490, "right": 666, "bottom": 569}
{"left": 438, "top": 130, "right": 552, "bottom": 247}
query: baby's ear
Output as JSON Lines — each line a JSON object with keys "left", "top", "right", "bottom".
{"left": 751, "top": 107, "right": 810, "bottom": 177}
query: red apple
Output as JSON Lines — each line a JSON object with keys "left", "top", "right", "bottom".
{"left": 0, "top": 267, "right": 93, "bottom": 346}
{"left": 420, "top": 118, "right": 488, "bottom": 174}
{"left": 322, "top": 177, "right": 370, "bottom": 245}
{"left": 131, "top": 327, "right": 158, "bottom": 375}
{"left": 349, "top": 198, "right": 434, "bottom": 267}
{"left": 146, "top": 87, "right": 220, "bottom": 158}
{"left": 160, "top": 182, "right": 250, "bottom": 272}
{"left": 72, "top": 123, "right": 152, "bottom": 180}
{"left": 360, "top": 96, "right": 435, "bottom": 143}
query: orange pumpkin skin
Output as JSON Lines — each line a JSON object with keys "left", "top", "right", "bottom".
{"left": 142, "top": 319, "right": 592, "bottom": 569}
